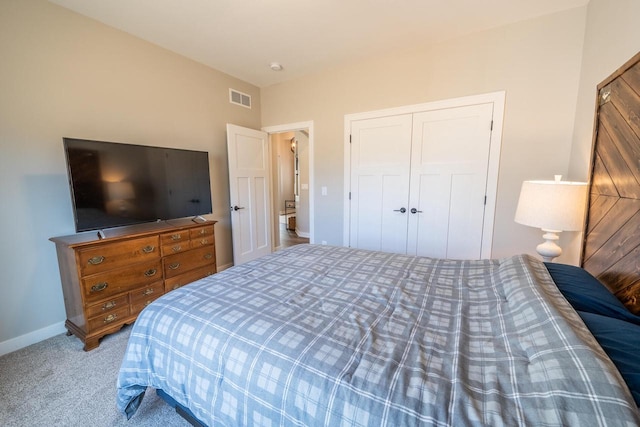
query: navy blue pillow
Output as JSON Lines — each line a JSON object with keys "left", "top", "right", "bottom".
{"left": 577, "top": 310, "right": 640, "bottom": 407}
{"left": 545, "top": 263, "right": 640, "bottom": 325}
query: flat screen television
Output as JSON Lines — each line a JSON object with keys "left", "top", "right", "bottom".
{"left": 63, "top": 137, "right": 213, "bottom": 233}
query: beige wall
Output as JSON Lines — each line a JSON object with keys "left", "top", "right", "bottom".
{"left": 261, "top": 7, "right": 587, "bottom": 261}
{"left": 0, "top": 0, "right": 260, "bottom": 348}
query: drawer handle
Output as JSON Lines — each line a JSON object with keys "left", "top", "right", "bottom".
{"left": 91, "top": 282, "right": 108, "bottom": 293}
{"left": 102, "top": 300, "right": 116, "bottom": 310}
{"left": 169, "top": 263, "right": 180, "bottom": 270}
{"left": 171, "top": 234, "right": 182, "bottom": 240}
{"left": 88, "top": 256, "right": 105, "bottom": 265}
{"left": 204, "top": 253, "right": 213, "bottom": 260}
{"left": 144, "top": 268, "right": 157, "bottom": 277}
{"left": 145, "top": 300, "right": 153, "bottom": 306}
{"left": 142, "top": 288, "right": 154, "bottom": 296}
{"left": 199, "top": 239, "right": 208, "bottom": 245}
{"left": 172, "top": 284, "right": 181, "bottom": 290}
{"left": 172, "top": 245, "right": 182, "bottom": 252}
{"left": 199, "top": 229, "right": 206, "bottom": 235}
{"left": 103, "top": 314, "right": 118, "bottom": 324}
{"left": 142, "top": 245, "right": 155, "bottom": 253}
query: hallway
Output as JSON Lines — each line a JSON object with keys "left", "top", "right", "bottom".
{"left": 280, "top": 223, "right": 309, "bottom": 248}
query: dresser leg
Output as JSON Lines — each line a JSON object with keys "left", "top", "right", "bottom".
{"left": 84, "top": 337, "right": 100, "bottom": 351}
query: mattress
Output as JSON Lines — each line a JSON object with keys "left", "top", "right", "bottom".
{"left": 116, "top": 244, "right": 640, "bottom": 426}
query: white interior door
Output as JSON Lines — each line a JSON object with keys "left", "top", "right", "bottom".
{"left": 349, "top": 115, "right": 413, "bottom": 253}
{"left": 407, "top": 103, "right": 494, "bottom": 259}
{"left": 227, "top": 124, "right": 272, "bottom": 265}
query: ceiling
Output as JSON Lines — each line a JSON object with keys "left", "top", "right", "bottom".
{"left": 49, "top": 0, "right": 589, "bottom": 88}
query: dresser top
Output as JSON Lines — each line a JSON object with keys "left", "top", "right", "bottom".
{"left": 50, "top": 218, "right": 217, "bottom": 247}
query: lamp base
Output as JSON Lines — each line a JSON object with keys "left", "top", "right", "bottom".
{"left": 536, "top": 230, "right": 562, "bottom": 262}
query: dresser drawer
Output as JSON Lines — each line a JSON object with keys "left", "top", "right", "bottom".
{"left": 130, "top": 292, "right": 163, "bottom": 316}
{"left": 190, "top": 235, "right": 214, "bottom": 249}
{"left": 130, "top": 281, "right": 164, "bottom": 305}
{"left": 78, "top": 236, "right": 159, "bottom": 276}
{"left": 190, "top": 225, "right": 214, "bottom": 240}
{"left": 87, "top": 306, "right": 130, "bottom": 331}
{"left": 82, "top": 260, "right": 162, "bottom": 303}
{"left": 85, "top": 294, "right": 129, "bottom": 318}
{"left": 162, "top": 241, "right": 189, "bottom": 256}
{"left": 164, "top": 245, "right": 215, "bottom": 279}
{"left": 164, "top": 264, "right": 216, "bottom": 292}
{"left": 160, "top": 230, "right": 189, "bottom": 246}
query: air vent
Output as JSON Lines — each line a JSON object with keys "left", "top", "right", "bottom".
{"left": 229, "top": 89, "right": 251, "bottom": 109}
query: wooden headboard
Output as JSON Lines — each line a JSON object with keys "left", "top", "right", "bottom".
{"left": 582, "top": 51, "right": 640, "bottom": 314}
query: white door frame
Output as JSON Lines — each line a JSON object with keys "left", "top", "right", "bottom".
{"left": 262, "top": 121, "right": 315, "bottom": 246}
{"left": 343, "top": 91, "right": 505, "bottom": 259}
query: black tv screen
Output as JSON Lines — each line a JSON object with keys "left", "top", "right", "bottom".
{"left": 63, "top": 138, "right": 213, "bottom": 232}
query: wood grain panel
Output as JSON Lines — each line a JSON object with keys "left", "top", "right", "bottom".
{"left": 599, "top": 104, "right": 640, "bottom": 197}
{"left": 582, "top": 51, "right": 640, "bottom": 314}
{"left": 615, "top": 282, "right": 640, "bottom": 314}
{"left": 590, "top": 154, "right": 618, "bottom": 197}
{"left": 583, "top": 200, "right": 640, "bottom": 265}
{"left": 610, "top": 75, "right": 640, "bottom": 139}
{"left": 597, "top": 246, "right": 640, "bottom": 293}
{"left": 621, "top": 60, "right": 640, "bottom": 98}
{"left": 586, "top": 194, "right": 619, "bottom": 234}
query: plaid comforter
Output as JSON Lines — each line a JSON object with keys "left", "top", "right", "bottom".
{"left": 117, "top": 245, "right": 640, "bottom": 426}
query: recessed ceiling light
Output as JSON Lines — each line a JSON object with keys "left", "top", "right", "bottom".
{"left": 269, "top": 62, "right": 283, "bottom": 71}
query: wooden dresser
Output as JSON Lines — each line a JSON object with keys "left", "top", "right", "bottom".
{"left": 50, "top": 220, "right": 217, "bottom": 350}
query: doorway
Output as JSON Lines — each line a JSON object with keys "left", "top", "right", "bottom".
{"left": 263, "top": 121, "right": 315, "bottom": 251}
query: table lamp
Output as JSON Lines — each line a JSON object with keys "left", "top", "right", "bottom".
{"left": 514, "top": 175, "right": 588, "bottom": 262}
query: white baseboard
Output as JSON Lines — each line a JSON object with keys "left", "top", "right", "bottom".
{"left": 296, "top": 229, "right": 310, "bottom": 238}
{"left": 0, "top": 321, "right": 66, "bottom": 357}
{"left": 217, "top": 262, "right": 233, "bottom": 272}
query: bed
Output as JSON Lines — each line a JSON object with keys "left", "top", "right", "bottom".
{"left": 116, "top": 244, "right": 640, "bottom": 426}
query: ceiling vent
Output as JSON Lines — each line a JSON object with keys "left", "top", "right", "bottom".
{"left": 229, "top": 89, "right": 251, "bottom": 109}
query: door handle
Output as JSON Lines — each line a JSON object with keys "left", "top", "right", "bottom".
{"left": 231, "top": 205, "right": 245, "bottom": 211}
{"left": 393, "top": 207, "right": 407, "bottom": 213}
{"left": 410, "top": 208, "right": 423, "bottom": 214}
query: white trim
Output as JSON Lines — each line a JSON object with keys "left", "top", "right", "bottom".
{"left": 216, "top": 262, "right": 234, "bottom": 272}
{"left": 0, "top": 321, "right": 66, "bottom": 357}
{"left": 295, "top": 229, "right": 310, "bottom": 238}
{"left": 343, "top": 91, "right": 505, "bottom": 259}
{"left": 262, "top": 121, "right": 315, "bottom": 245}
{"left": 482, "top": 92, "right": 505, "bottom": 259}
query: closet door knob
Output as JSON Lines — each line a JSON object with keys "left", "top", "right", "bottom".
{"left": 232, "top": 205, "right": 245, "bottom": 211}
{"left": 410, "top": 208, "right": 423, "bottom": 214}
{"left": 393, "top": 207, "right": 407, "bottom": 213}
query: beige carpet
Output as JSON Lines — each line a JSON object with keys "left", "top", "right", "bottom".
{"left": 0, "top": 325, "right": 190, "bottom": 427}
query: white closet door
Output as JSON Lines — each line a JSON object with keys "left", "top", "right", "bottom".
{"left": 349, "top": 115, "right": 413, "bottom": 253}
{"left": 407, "top": 103, "right": 494, "bottom": 259}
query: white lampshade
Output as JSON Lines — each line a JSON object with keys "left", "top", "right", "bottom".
{"left": 515, "top": 177, "right": 588, "bottom": 232}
